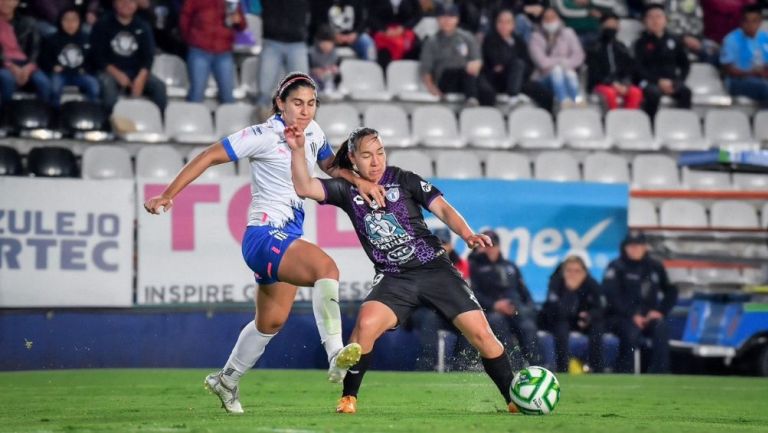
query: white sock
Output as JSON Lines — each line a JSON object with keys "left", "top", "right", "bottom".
{"left": 221, "top": 320, "right": 275, "bottom": 387}
{"left": 312, "top": 278, "right": 344, "bottom": 362}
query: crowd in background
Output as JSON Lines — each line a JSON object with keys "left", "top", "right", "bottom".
{"left": 2, "top": 0, "right": 768, "bottom": 118}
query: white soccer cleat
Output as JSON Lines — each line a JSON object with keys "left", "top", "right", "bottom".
{"left": 204, "top": 371, "right": 244, "bottom": 414}
{"left": 328, "top": 343, "right": 362, "bottom": 383}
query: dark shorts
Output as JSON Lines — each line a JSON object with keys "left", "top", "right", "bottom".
{"left": 365, "top": 254, "right": 482, "bottom": 326}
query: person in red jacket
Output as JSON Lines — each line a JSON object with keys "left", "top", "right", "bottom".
{"left": 180, "top": 0, "right": 245, "bottom": 103}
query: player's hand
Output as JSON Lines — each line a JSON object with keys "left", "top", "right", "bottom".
{"left": 645, "top": 310, "right": 663, "bottom": 322}
{"left": 284, "top": 124, "right": 306, "bottom": 151}
{"left": 465, "top": 233, "right": 492, "bottom": 249}
{"left": 355, "top": 178, "right": 386, "bottom": 208}
{"left": 144, "top": 195, "right": 173, "bottom": 214}
{"left": 632, "top": 314, "right": 647, "bottom": 330}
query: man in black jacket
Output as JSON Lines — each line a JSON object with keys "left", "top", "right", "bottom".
{"left": 602, "top": 231, "right": 678, "bottom": 373}
{"left": 470, "top": 230, "right": 538, "bottom": 367}
{"left": 0, "top": 0, "right": 51, "bottom": 105}
{"left": 634, "top": 4, "right": 691, "bottom": 118}
{"left": 89, "top": 0, "right": 166, "bottom": 111}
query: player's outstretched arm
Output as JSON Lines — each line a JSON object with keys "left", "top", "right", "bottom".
{"left": 428, "top": 196, "right": 493, "bottom": 249}
{"left": 285, "top": 124, "right": 327, "bottom": 202}
{"left": 144, "top": 142, "right": 231, "bottom": 214}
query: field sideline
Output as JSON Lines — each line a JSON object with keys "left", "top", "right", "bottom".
{"left": 1, "top": 369, "right": 766, "bottom": 433}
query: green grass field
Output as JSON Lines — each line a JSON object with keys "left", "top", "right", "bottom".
{"left": 1, "top": 369, "right": 767, "bottom": 433}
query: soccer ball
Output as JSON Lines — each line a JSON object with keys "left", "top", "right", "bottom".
{"left": 510, "top": 366, "right": 561, "bottom": 415}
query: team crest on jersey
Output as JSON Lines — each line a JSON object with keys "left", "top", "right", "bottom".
{"left": 353, "top": 195, "right": 365, "bottom": 206}
{"left": 420, "top": 181, "right": 432, "bottom": 192}
{"left": 364, "top": 210, "right": 411, "bottom": 251}
{"left": 386, "top": 188, "right": 400, "bottom": 202}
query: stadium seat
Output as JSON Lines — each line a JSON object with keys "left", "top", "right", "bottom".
{"left": 681, "top": 167, "right": 731, "bottom": 190}
{"left": 386, "top": 60, "right": 440, "bottom": 102}
{"left": 9, "top": 99, "right": 55, "bottom": 139}
{"left": 435, "top": 151, "right": 482, "bottom": 179}
{"left": 628, "top": 199, "right": 658, "bottom": 227}
{"left": 315, "top": 104, "right": 360, "bottom": 146}
{"left": 152, "top": 53, "right": 189, "bottom": 98}
{"left": 732, "top": 173, "right": 768, "bottom": 190}
{"left": 215, "top": 103, "right": 254, "bottom": 138}
{"left": 412, "top": 106, "right": 465, "bottom": 148}
{"left": 413, "top": 16, "right": 439, "bottom": 40}
{"left": 710, "top": 201, "right": 759, "bottom": 228}
{"left": 583, "top": 152, "right": 630, "bottom": 183}
{"left": 459, "top": 107, "right": 511, "bottom": 149}
{"left": 632, "top": 154, "right": 680, "bottom": 189}
{"left": 692, "top": 267, "right": 745, "bottom": 285}
{"left": 666, "top": 267, "right": 695, "bottom": 285}
{"left": 685, "top": 63, "right": 731, "bottom": 106}
{"left": 27, "top": 146, "right": 78, "bottom": 177}
{"left": 363, "top": 104, "right": 413, "bottom": 148}
{"left": 763, "top": 203, "right": 768, "bottom": 229}
{"left": 112, "top": 98, "right": 168, "bottom": 142}
{"left": 0, "top": 145, "right": 23, "bottom": 176}
{"left": 165, "top": 102, "right": 217, "bottom": 143}
{"left": 339, "top": 59, "right": 392, "bottom": 101}
{"left": 605, "top": 109, "right": 658, "bottom": 150}
{"left": 704, "top": 109, "right": 759, "bottom": 150}
{"left": 534, "top": 151, "right": 580, "bottom": 182}
{"left": 81, "top": 145, "right": 133, "bottom": 179}
{"left": 240, "top": 56, "right": 260, "bottom": 97}
{"left": 655, "top": 109, "right": 707, "bottom": 151}
{"left": 617, "top": 18, "right": 643, "bottom": 47}
{"left": 187, "top": 146, "right": 236, "bottom": 178}
{"left": 557, "top": 108, "right": 611, "bottom": 149}
{"left": 388, "top": 150, "right": 433, "bottom": 176}
{"left": 59, "top": 100, "right": 111, "bottom": 141}
{"left": 485, "top": 152, "right": 531, "bottom": 180}
{"left": 659, "top": 199, "right": 708, "bottom": 227}
{"left": 753, "top": 110, "right": 768, "bottom": 144}
{"left": 508, "top": 106, "right": 562, "bottom": 148}
{"left": 136, "top": 145, "right": 183, "bottom": 178}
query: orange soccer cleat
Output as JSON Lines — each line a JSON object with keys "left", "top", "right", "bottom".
{"left": 508, "top": 402, "right": 520, "bottom": 414}
{"left": 336, "top": 395, "right": 357, "bottom": 414}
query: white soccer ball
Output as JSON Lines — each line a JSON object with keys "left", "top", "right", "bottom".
{"left": 510, "top": 366, "right": 561, "bottom": 415}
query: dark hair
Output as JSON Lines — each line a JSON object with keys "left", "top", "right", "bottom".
{"left": 600, "top": 11, "right": 619, "bottom": 24}
{"left": 58, "top": 6, "right": 81, "bottom": 33}
{"left": 315, "top": 24, "right": 336, "bottom": 43}
{"left": 271, "top": 72, "right": 317, "bottom": 115}
{"left": 742, "top": 4, "right": 763, "bottom": 18}
{"left": 330, "top": 127, "right": 380, "bottom": 170}
{"left": 643, "top": 4, "right": 665, "bottom": 17}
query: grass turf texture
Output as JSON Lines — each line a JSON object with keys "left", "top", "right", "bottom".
{"left": 1, "top": 369, "right": 767, "bottom": 433}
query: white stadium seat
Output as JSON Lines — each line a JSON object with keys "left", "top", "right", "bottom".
{"left": 151, "top": 54, "right": 189, "bottom": 98}
{"left": 606, "top": 109, "right": 658, "bottom": 150}
{"left": 632, "top": 154, "right": 680, "bottom": 189}
{"left": 617, "top": 18, "right": 643, "bottom": 47}
{"left": 339, "top": 60, "right": 392, "bottom": 101}
{"left": 686, "top": 63, "right": 731, "bottom": 106}
{"left": 315, "top": 104, "right": 360, "bottom": 147}
{"left": 215, "top": 103, "right": 254, "bottom": 138}
{"left": 732, "top": 173, "right": 768, "bottom": 190}
{"left": 388, "top": 150, "right": 433, "bottom": 176}
{"left": 509, "top": 106, "right": 562, "bottom": 149}
{"left": 534, "top": 151, "right": 580, "bottom": 182}
{"left": 187, "top": 146, "right": 236, "bottom": 178}
{"left": 584, "top": 152, "right": 630, "bottom": 183}
{"left": 136, "top": 145, "right": 183, "bottom": 178}
{"left": 753, "top": 110, "right": 768, "bottom": 144}
{"left": 363, "top": 104, "right": 413, "bottom": 148}
{"left": 682, "top": 168, "right": 731, "bottom": 190}
{"left": 459, "top": 107, "right": 511, "bottom": 149}
{"left": 436, "top": 151, "right": 482, "bottom": 179}
{"left": 655, "top": 109, "right": 707, "bottom": 151}
{"left": 705, "top": 109, "right": 759, "bottom": 150}
{"left": 165, "top": 102, "right": 217, "bottom": 144}
{"left": 710, "top": 201, "right": 759, "bottom": 228}
{"left": 412, "top": 106, "right": 465, "bottom": 148}
{"left": 485, "top": 152, "right": 532, "bottom": 180}
{"left": 557, "top": 108, "right": 611, "bottom": 149}
{"left": 659, "top": 199, "right": 707, "bottom": 227}
{"left": 81, "top": 145, "right": 133, "bottom": 179}
{"left": 386, "top": 60, "right": 439, "bottom": 102}
{"left": 239, "top": 56, "right": 260, "bottom": 97}
{"left": 112, "top": 98, "right": 168, "bottom": 142}
{"left": 628, "top": 199, "right": 658, "bottom": 227}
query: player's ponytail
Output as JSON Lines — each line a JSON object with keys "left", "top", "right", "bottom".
{"left": 330, "top": 127, "right": 380, "bottom": 171}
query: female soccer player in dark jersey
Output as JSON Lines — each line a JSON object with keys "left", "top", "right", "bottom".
{"left": 285, "top": 126, "right": 519, "bottom": 414}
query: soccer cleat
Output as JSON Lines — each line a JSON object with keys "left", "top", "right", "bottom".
{"left": 204, "top": 371, "right": 244, "bottom": 414}
{"left": 508, "top": 402, "right": 520, "bottom": 414}
{"left": 336, "top": 395, "right": 357, "bottom": 414}
{"left": 327, "top": 342, "right": 362, "bottom": 383}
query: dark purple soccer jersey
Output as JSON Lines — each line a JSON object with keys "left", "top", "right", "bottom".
{"left": 320, "top": 166, "right": 445, "bottom": 274}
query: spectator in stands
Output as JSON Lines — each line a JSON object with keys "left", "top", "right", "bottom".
{"left": 587, "top": 12, "right": 643, "bottom": 110}
{"left": 180, "top": 0, "right": 245, "bottom": 104}
{"left": 40, "top": 7, "right": 100, "bottom": 107}
{"left": 482, "top": 8, "right": 554, "bottom": 111}
{"left": 721, "top": 5, "right": 768, "bottom": 106}
{"left": 309, "top": 25, "right": 339, "bottom": 93}
{"left": 701, "top": 0, "right": 757, "bottom": 45}
{"left": 470, "top": 230, "right": 539, "bottom": 368}
{"left": 370, "top": 0, "right": 421, "bottom": 68}
{"left": 456, "top": 0, "right": 515, "bottom": 36}
{"left": 553, "top": 0, "right": 617, "bottom": 47}
{"left": 603, "top": 231, "right": 678, "bottom": 373}
{"left": 634, "top": 4, "right": 691, "bottom": 118}
{"left": 661, "top": 0, "right": 719, "bottom": 65}
{"left": 528, "top": 7, "right": 585, "bottom": 107}
{"left": 540, "top": 255, "right": 605, "bottom": 373}
{"left": 311, "top": 0, "right": 375, "bottom": 61}
{"left": 0, "top": 0, "right": 51, "bottom": 106}
{"left": 256, "top": 0, "right": 309, "bottom": 115}
{"left": 137, "top": 0, "right": 186, "bottom": 58}
{"left": 26, "top": 0, "right": 99, "bottom": 37}
{"left": 420, "top": 3, "right": 496, "bottom": 106}
{"left": 434, "top": 227, "right": 470, "bottom": 279}
{"left": 515, "top": 0, "right": 548, "bottom": 42}
{"left": 90, "top": 0, "right": 166, "bottom": 111}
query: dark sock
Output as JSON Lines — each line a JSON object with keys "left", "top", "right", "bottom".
{"left": 481, "top": 353, "right": 514, "bottom": 404}
{"left": 342, "top": 352, "right": 372, "bottom": 397}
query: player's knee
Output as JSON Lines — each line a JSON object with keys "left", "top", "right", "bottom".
{"left": 315, "top": 256, "right": 339, "bottom": 281}
{"left": 256, "top": 317, "right": 286, "bottom": 334}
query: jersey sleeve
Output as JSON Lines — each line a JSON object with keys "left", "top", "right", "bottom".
{"left": 318, "top": 178, "right": 350, "bottom": 208}
{"left": 220, "top": 125, "right": 272, "bottom": 161}
{"left": 402, "top": 170, "right": 443, "bottom": 208}
{"left": 317, "top": 136, "right": 334, "bottom": 162}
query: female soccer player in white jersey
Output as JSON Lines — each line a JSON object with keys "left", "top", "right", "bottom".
{"left": 286, "top": 126, "right": 520, "bottom": 414}
{"left": 144, "top": 72, "right": 385, "bottom": 414}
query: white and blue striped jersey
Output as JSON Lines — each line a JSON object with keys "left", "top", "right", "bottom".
{"left": 221, "top": 114, "right": 334, "bottom": 233}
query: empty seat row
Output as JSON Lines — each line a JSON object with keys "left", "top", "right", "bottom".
{"left": 317, "top": 103, "right": 768, "bottom": 151}
{"left": 629, "top": 199, "right": 768, "bottom": 229}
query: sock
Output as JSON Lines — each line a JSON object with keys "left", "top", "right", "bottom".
{"left": 312, "top": 278, "right": 344, "bottom": 362}
{"left": 481, "top": 353, "right": 514, "bottom": 404}
{"left": 221, "top": 320, "right": 275, "bottom": 387}
{"left": 342, "top": 352, "right": 372, "bottom": 398}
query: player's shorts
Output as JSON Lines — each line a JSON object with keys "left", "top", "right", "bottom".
{"left": 241, "top": 225, "right": 300, "bottom": 285}
{"left": 365, "top": 254, "right": 481, "bottom": 326}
